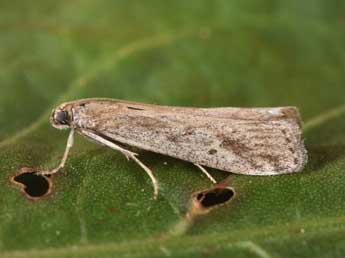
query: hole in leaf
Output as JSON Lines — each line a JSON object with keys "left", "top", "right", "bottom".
{"left": 196, "top": 193, "right": 204, "bottom": 201}
{"left": 196, "top": 187, "right": 234, "bottom": 208}
{"left": 189, "top": 186, "right": 235, "bottom": 217}
{"left": 11, "top": 168, "right": 52, "bottom": 200}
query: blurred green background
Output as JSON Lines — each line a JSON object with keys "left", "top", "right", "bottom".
{"left": 1, "top": 1, "right": 345, "bottom": 257}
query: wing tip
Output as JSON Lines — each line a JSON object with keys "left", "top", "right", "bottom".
{"left": 280, "top": 106, "right": 303, "bottom": 129}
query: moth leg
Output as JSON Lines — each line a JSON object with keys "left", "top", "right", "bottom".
{"left": 129, "top": 154, "right": 159, "bottom": 199}
{"left": 80, "top": 129, "right": 159, "bottom": 199}
{"left": 38, "top": 128, "right": 75, "bottom": 176}
{"left": 194, "top": 164, "right": 217, "bottom": 184}
{"left": 79, "top": 129, "right": 138, "bottom": 160}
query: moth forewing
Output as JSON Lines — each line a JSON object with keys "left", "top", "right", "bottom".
{"left": 70, "top": 99, "right": 307, "bottom": 174}
{"left": 48, "top": 98, "right": 308, "bottom": 198}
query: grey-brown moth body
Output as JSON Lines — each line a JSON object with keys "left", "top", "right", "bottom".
{"left": 50, "top": 98, "right": 307, "bottom": 177}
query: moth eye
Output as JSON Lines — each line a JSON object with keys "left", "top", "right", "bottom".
{"left": 55, "top": 110, "right": 70, "bottom": 125}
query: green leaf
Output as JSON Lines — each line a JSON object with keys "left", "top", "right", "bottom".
{"left": 1, "top": 1, "right": 345, "bottom": 257}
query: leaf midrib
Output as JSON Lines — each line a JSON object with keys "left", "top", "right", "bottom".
{"left": 2, "top": 214, "right": 345, "bottom": 258}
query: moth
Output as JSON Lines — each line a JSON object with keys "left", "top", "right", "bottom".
{"left": 40, "top": 98, "right": 308, "bottom": 199}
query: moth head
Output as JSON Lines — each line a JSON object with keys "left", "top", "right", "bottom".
{"left": 50, "top": 105, "right": 73, "bottom": 130}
